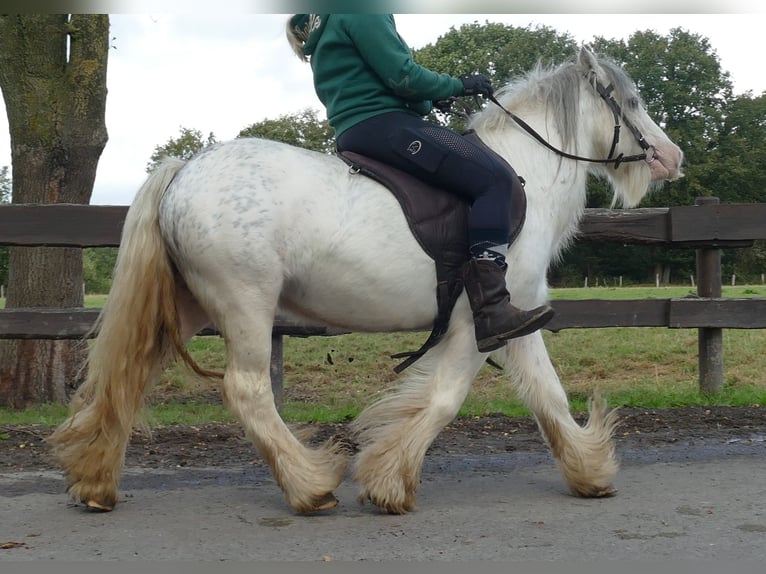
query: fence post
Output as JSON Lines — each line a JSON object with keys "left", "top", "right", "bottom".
{"left": 270, "top": 333, "right": 284, "bottom": 409}
{"left": 695, "top": 196, "right": 724, "bottom": 394}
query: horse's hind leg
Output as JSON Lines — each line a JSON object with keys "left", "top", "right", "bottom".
{"left": 49, "top": 282, "right": 209, "bottom": 511}
{"left": 502, "top": 332, "right": 619, "bottom": 497}
{"left": 218, "top": 311, "right": 348, "bottom": 513}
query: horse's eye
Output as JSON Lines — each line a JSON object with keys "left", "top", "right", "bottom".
{"left": 628, "top": 97, "right": 640, "bottom": 109}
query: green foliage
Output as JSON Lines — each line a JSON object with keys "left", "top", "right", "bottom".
{"left": 729, "top": 241, "right": 766, "bottom": 284}
{"left": 0, "top": 402, "right": 69, "bottom": 425}
{"left": 412, "top": 21, "right": 577, "bottom": 131}
{"left": 413, "top": 21, "right": 577, "bottom": 84}
{"left": 547, "top": 285, "right": 759, "bottom": 300}
{"left": 237, "top": 108, "right": 334, "bottom": 153}
{"left": 0, "top": 165, "right": 9, "bottom": 203}
{"left": 146, "top": 126, "right": 217, "bottom": 172}
{"left": 82, "top": 247, "right": 117, "bottom": 294}
{"left": 144, "top": 402, "right": 235, "bottom": 426}
{"left": 706, "top": 93, "right": 766, "bottom": 204}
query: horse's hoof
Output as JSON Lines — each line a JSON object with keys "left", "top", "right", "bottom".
{"left": 84, "top": 499, "right": 114, "bottom": 512}
{"left": 594, "top": 485, "right": 617, "bottom": 498}
{"left": 360, "top": 494, "right": 412, "bottom": 515}
{"left": 310, "top": 492, "right": 338, "bottom": 512}
{"left": 577, "top": 485, "right": 617, "bottom": 498}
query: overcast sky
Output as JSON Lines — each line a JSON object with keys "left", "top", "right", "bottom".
{"left": 1, "top": 12, "right": 765, "bottom": 205}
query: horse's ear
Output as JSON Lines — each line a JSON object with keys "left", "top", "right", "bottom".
{"left": 577, "top": 45, "right": 601, "bottom": 75}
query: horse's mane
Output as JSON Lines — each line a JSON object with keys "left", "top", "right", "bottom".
{"left": 470, "top": 55, "right": 640, "bottom": 154}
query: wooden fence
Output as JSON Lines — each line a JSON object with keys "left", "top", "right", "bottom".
{"left": 1, "top": 197, "right": 766, "bottom": 401}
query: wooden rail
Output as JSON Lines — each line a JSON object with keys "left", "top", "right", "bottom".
{"left": 2, "top": 298, "right": 766, "bottom": 340}
{"left": 2, "top": 202, "right": 766, "bottom": 248}
{"left": 1, "top": 198, "right": 765, "bottom": 398}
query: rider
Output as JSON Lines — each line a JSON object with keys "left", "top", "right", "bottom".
{"left": 286, "top": 14, "right": 554, "bottom": 352}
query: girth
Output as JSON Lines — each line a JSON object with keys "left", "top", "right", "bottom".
{"left": 337, "top": 131, "right": 527, "bottom": 372}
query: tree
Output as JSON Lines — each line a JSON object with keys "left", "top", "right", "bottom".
{"left": 0, "top": 15, "right": 109, "bottom": 407}
{"left": 238, "top": 108, "right": 334, "bottom": 153}
{"left": 708, "top": 93, "right": 766, "bottom": 282}
{"left": 414, "top": 21, "right": 577, "bottom": 84}
{"left": 413, "top": 22, "right": 577, "bottom": 132}
{"left": 146, "top": 126, "right": 217, "bottom": 172}
{"left": 707, "top": 93, "right": 766, "bottom": 204}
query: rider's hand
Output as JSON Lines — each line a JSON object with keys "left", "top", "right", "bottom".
{"left": 432, "top": 99, "right": 453, "bottom": 113}
{"left": 460, "top": 74, "right": 493, "bottom": 97}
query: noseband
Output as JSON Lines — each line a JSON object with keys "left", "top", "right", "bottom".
{"left": 484, "top": 71, "right": 655, "bottom": 169}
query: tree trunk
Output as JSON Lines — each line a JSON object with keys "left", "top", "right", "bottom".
{"left": 0, "top": 15, "right": 109, "bottom": 407}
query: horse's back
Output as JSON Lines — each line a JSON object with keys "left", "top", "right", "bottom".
{"left": 160, "top": 138, "right": 344, "bottom": 249}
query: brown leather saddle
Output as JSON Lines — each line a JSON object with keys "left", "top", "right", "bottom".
{"left": 337, "top": 131, "right": 527, "bottom": 372}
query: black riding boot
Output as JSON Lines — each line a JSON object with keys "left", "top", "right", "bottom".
{"left": 461, "top": 258, "right": 554, "bottom": 352}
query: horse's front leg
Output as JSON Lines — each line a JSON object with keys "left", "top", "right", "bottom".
{"left": 351, "top": 302, "right": 486, "bottom": 513}
{"left": 500, "top": 331, "right": 619, "bottom": 497}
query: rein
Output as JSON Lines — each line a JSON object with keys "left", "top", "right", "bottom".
{"left": 443, "top": 72, "right": 655, "bottom": 170}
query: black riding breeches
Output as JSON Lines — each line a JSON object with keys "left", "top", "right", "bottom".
{"left": 336, "top": 111, "right": 520, "bottom": 252}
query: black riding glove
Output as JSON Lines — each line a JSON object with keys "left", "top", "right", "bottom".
{"left": 432, "top": 99, "right": 453, "bottom": 113}
{"left": 460, "top": 74, "right": 493, "bottom": 97}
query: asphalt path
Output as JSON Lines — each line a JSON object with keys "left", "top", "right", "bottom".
{"left": 1, "top": 439, "right": 765, "bottom": 561}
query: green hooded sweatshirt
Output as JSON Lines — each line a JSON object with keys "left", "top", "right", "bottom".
{"left": 296, "top": 14, "right": 465, "bottom": 137}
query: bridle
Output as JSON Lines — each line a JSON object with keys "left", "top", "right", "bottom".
{"left": 445, "top": 71, "right": 656, "bottom": 170}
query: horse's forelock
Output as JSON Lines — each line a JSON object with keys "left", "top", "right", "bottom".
{"left": 596, "top": 58, "right": 644, "bottom": 109}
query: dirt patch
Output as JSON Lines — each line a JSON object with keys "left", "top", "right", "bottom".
{"left": 1, "top": 405, "right": 763, "bottom": 473}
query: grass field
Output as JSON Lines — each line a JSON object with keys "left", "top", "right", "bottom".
{"left": 1, "top": 285, "right": 765, "bottom": 425}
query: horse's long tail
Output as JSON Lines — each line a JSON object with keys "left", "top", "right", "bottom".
{"left": 49, "top": 158, "right": 216, "bottom": 509}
